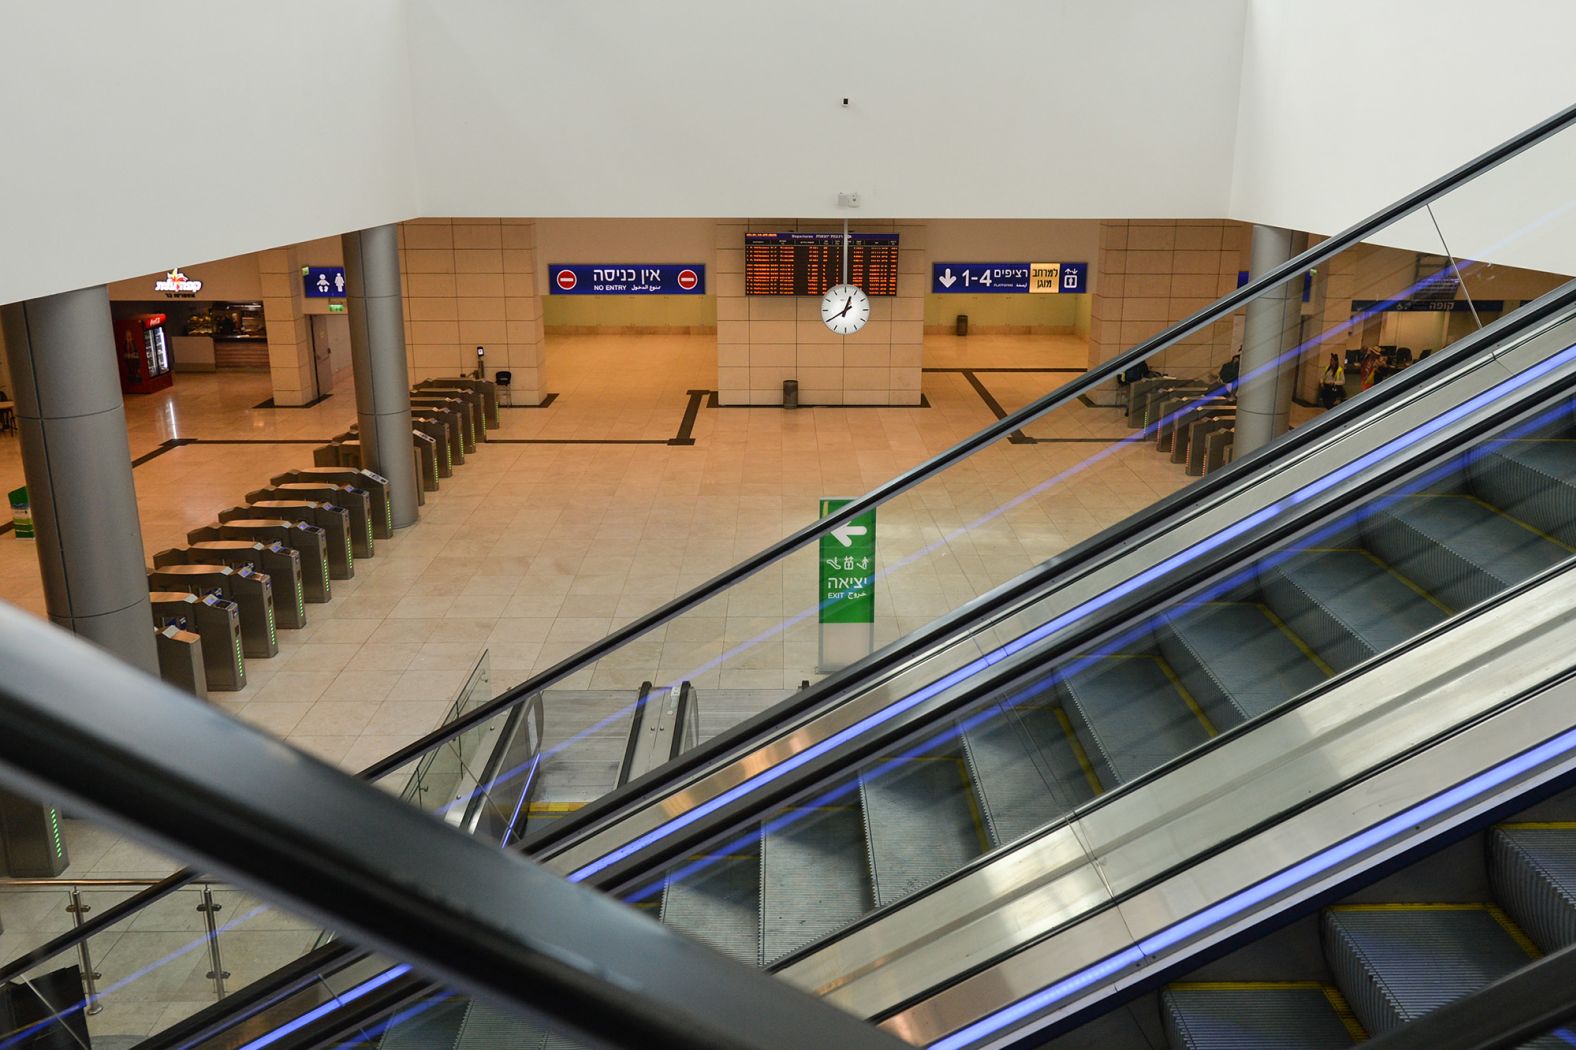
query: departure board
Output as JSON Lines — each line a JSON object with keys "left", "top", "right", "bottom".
{"left": 744, "top": 232, "right": 900, "bottom": 296}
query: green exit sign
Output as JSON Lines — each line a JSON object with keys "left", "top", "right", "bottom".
{"left": 818, "top": 498, "right": 876, "bottom": 625}
{"left": 328, "top": 302, "right": 346, "bottom": 313}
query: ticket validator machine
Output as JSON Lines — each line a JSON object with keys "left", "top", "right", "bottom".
{"left": 416, "top": 377, "right": 499, "bottom": 428}
{"left": 413, "top": 383, "right": 492, "bottom": 437}
{"left": 248, "top": 484, "right": 376, "bottom": 558}
{"left": 0, "top": 790, "right": 69, "bottom": 876}
{"left": 189, "top": 520, "right": 331, "bottom": 604}
{"left": 147, "top": 564, "right": 278, "bottom": 660}
{"left": 149, "top": 591, "right": 245, "bottom": 691}
{"left": 272, "top": 468, "right": 394, "bottom": 538}
{"left": 153, "top": 623, "right": 208, "bottom": 698}
{"left": 155, "top": 541, "right": 307, "bottom": 629}
{"left": 409, "top": 395, "right": 476, "bottom": 454}
{"left": 221, "top": 502, "right": 353, "bottom": 579}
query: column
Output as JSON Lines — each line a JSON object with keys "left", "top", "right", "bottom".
{"left": 1235, "top": 224, "right": 1309, "bottom": 457}
{"left": 342, "top": 225, "right": 421, "bottom": 528}
{"left": 0, "top": 287, "right": 158, "bottom": 674}
{"left": 258, "top": 248, "right": 316, "bottom": 406}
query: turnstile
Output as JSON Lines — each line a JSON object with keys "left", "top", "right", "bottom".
{"left": 148, "top": 564, "right": 278, "bottom": 659}
{"left": 272, "top": 468, "right": 394, "bottom": 539}
{"left": 1203, "top": 427, "right": 1235, "bottom": 474}
{"left": 412, "top": 417, "right": 455, "bottom": 476}
{"left": 0, "top": 790, "right": 68, "bottom": 877}
{"left": 156, "top": 541, "right": 307, "bottom": 629}
{"left": 224, "top": 502, "right": 354, "bottom": 579}
{"left": 417, "top": 377, "right": 499, "bottom": 428}
{"left": 1158, "top": 395, "right": 1231, "bottom": 454}
{"left": 249, "top": 484, "right": 375, "bottom": 558}
{"left": 1175, "top": 407, "right": 1235, "bottom": 467}
{"left": 410, "top": 430, "right": 439, "bottom": 495}
{"left": 190, "top": 520, "right": 332, "bottom": 603}
{"left": 414, "top": 383, "right": 491, "bottom": 438}
{"left": 320, "top": 439, "right": 431, "bottom": 504}
{"left": 410, "top": 395, "right": 476, "bottom": 453}
{"left": 149, "top": 591, "right": 246, "bottom": 691}
{"left": 154, "top": 623, "right": 208, "bottom": 698}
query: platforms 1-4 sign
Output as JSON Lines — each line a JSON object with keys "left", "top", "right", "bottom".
{"left": 548, "top": 264, "right": 705, "bottom": 295}
{"left": 932, "top": 261, "right": 1088, "bottom": 294}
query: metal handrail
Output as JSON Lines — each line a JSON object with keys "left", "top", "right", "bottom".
{"left": 0, "top": 877, "right": 168, "bottom": 887}
{"left": 0, "top": 603, "right": 906, "bottom": 1050}
{"left": 7, "top": 99, "right": 1574, "bottom": 992}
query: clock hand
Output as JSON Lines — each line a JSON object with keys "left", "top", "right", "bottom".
{"left": 838, "top": 296, "right": 853, "bottom": 318}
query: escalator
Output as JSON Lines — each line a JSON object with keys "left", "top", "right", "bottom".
{"left": 4, "top": 107, "right": 1576, "bottom": 1050}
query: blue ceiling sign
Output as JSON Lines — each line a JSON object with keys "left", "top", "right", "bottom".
{"left": 303, "top": 266, "right": 346, "bottom": 298}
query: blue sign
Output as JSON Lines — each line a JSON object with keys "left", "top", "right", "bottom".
{"left": 303, "top": 266, "right": 346, "bottom": 298}
{"left": 932, "top": 261, "right": 1088, "bottom": 294}
{"left": 549, "top": 264, "right": 705, "bottom": 295}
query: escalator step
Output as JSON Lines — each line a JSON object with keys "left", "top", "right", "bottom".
{"left": 1161, "top": 985, "right": 1359, "bottom": 1048}
{"left": 1490, "top": 825, "right": 1576, "bottom": 953}
{"left": 376, "top": 996, "right": 468, "bottom": 1050}
{"left": 1469, "top": 437, "right": 1576, "bottom": 548}
{"left": 761, "top": 805, "right": 872, "bottom": 964}
{"left": 659, "top": 851, "right": 762, "bottom": 966}
{"left": 1059, "top": 654, "right": 1212, "bottom": 788}
{"left": 455, "top": 1001, "right": 551, "bottom": 1050}
{"left": 1364, "top": 494, "right": 1570, "bottom": 612}
{"left": 1322, "top": 905, "right": 1544, "bottom": 1038}
{"left": 959, "top": 701, "right": 1096, "bottom": 847}
{"left": 862, "top": 754, "right": 988, "bottom": 908}
{"left": 1258, "top": 549, "right": 1447, "bottom": 672}
{"left": 1155, "top": 603, "right": 1329, "bottom": 729}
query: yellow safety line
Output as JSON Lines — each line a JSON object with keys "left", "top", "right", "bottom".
{"left": 1320, "top": 984, "right": 1370, "bottom": 1044}
{"left": 527, "top": 801, "right": 587, "bottom": 814}
{"left": 1355, "top": 548, "right": 1454, "bottom": 614}
{"left": 1168, "top": 980, "right": 1325, "bottom": 990}
{"left": 942, "top": 754, "right": 993, "bottom": 852}
{"left": 1153, "top": 654, "right": 1218, "bottom": 737}
{"left": 1054, "top": 705, "right": 1105, "bottom": 796}
{"left": 1486, "top": 903, "right": 1544, "bottom": 959}
{"left": 1257, "top": 602, "right": 1336, "bottom": 677}
{"left": 1500, "top": 820, "right": 1576, "bottom": 829}
{"left": 1453, "top": 492, "right": 1576, "bottom": 554}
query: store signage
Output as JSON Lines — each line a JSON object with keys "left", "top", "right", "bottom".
{"left": 1351, "top": 298, "right": 1503, "bottom": 313}
{"left": 154, "top": 269, "right": 203, "bottom": 297}
{"left": 818, "top": 499, "right": 877, "bottom": 625}
{"left": 547, "top": 264, "right": 706, "bottom": 295}
{"left": 931, "top": 262, "right": 1087, "bottom": 294}
{"left": 303, "top": 266, "right": 347, "bottom": 298}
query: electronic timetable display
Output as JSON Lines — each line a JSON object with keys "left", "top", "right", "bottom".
{"left": 744, "top": 232, "right": 900, "bottom": 296}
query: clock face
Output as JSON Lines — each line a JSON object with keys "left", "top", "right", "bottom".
{"left": 821, "top": 283, "right": 871, "bottom": 335}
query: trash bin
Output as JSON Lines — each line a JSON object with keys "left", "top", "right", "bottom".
{"left": 955, "top": 314, "right": 969, "bottom": 337}
{"left": 783, "top": 378, "right": 799, "bottom": 409}
{"left": 7, "top": 486, "right": 31, "bottom": 539}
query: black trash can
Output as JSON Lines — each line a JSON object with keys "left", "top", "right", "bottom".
{"left": 783, "top": 379, "right": 799, "bottom": 409}
{"left": 956, "top": 314, "right": 969, "bottom": 337}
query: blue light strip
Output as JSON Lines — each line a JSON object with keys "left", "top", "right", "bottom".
{"left": 567, "top": 341, "right": 1576, "bottom": 884}
{"left": 927, "top": 722, "right": 1576, "bottom": 1049}
{"left": 235, "top": 963, "right": 412, "bottom": 1050}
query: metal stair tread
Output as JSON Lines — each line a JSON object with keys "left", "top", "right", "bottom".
{"left": 1161, "top": 986, "right": 1358, "bottom": 1049}
{"left": 959, "top": 702, "right": 1096, "bottom": 846}
{"left": 1261, "top": 549, "right": 1446, "bottom": 669}
{"left": 1059, "top": 654, "right": 1211, "bottom": 786}
{"left": 761, "top": 804, "right": 872, "bottom": 964}
{"left": 1471, "top": 438, "right": 1576, "bottom": 547}
{"left": 658, "top": 852, "right": 761, "bottom": 966}
{"left": 456, "top": 1001, "right": 552, "bottom": 1050}
{"left": 1156, "top": 603, "right": 1328, "bottom": 726}
{"left": 377, "top": 997, "right": 468, "bottom": 1050}
{"left": 861, "top": 754, "right": 987, "bottom": 908}
{"left": 1491, "top": 826, "right": 1576, "bottom": 952}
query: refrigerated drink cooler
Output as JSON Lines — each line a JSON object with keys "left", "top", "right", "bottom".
{"left": 113, "top": 313, "right": 174, "bottom": 395}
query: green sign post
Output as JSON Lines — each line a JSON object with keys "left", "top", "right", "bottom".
{"left": 818, "top": 498, "right": 876, "bottom": 671}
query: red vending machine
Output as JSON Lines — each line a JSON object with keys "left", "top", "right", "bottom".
{"left": 114, "top": 313, "right": 174, "bottom": 394}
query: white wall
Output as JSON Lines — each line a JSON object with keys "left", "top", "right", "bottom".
{"left": 404, "top": 0, "right": 1250, "bottom": 219}
{"left": 1230, "top": 2, "right": 1576, "bottom": 275}
{"left": 0, "top": 1, "right": 419, "bottom": 306}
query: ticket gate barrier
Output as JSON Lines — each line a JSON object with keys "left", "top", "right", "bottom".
{"left": 413, "top": 417, "right": 454, "bottom": 477}
{"left": 147, "top": 563, "right": 278, "bottom": 659}
{"left": 191, "top": 519, "right": 332, "bottom": 602}
{"left": 409, "top": 396, "right": 476, "bottom": 454}
{"left": 414, "top": 384, "right": 489, "bottom": 439}
{"left": 0, "top": 789, "right": 68, "bottom": 877}
{"left": 272, "top": 468, "right": 394, "bottom": 539}
{"left": 222, "top": 502, "right": 354, "bottom": 579}
{"left": 149, "top": 591, "right": 246, "bottom": 691}
{"left": 156, "top": 540, "right": 307, "bottom": 629}
{"left": 417, "top": 377, "right": 499, "bottom": 428}
{"left": 411, "top": 430, "right": 439, "bottom": 495}
{"left": 402, "top": 406, "right": 466, "bottom": 466}
{"left": 154, "top": 623, "right": 208, "bottom": 698}
{"left": 249, "top": 484, "right": 375, "bottom": 557}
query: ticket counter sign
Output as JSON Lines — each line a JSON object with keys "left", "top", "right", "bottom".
{"left": 548, "top": 264, "right": 705, "bottom": 295}
{"left": 818, "top": 499, "right": 876, "bottom": 625}
{"left": 933, "top": 262, "right": 1087, "bottom": 294}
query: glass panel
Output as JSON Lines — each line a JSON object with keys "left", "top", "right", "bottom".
{"left": 622, "top": 363, "right": 1576, "bottom": 959}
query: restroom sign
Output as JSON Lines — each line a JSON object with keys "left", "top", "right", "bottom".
{"left": 302, "top": 266, "right": 346, "bottom": 298}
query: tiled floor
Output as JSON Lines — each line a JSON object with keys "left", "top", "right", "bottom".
{"left": 0, "top": 331, "right": 1208, "bottom": 1042}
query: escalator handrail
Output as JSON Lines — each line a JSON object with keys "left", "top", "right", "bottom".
{"left": 1358, "top": 940, "right": 1576, "bottom": 1050}
{"left": 8, "top": 104, "right": 1574, "bottom": 988}
{"left": 0, "top": 604, "right": 907, "bottom": 1050}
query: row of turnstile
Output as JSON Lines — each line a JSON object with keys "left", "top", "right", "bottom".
{"left": 146, "top": 377, "right": 500, "bottom": 698}
{"left": 1124, "top": 376, "right": 1237, "bottom": 476}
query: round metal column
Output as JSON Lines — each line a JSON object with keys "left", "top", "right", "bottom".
{"left": 1, "top": 287, "right": 157, "bottom": 674}
{"left": 1235, "top": 224, "right": 1309, "bottom": 457}
{"left": 342, "top": 225, "right": 420, "bottom": 528}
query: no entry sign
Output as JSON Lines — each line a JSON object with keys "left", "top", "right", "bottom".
{"left": 548, "top": 264, "right": 706, "bottom": 295}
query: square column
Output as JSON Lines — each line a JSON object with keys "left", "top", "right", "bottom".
{"left": 714, "top": 219, "right": 925, "bottom": 406}
{"left": 258, "top": 247, "right": 316, "bottom": 406}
